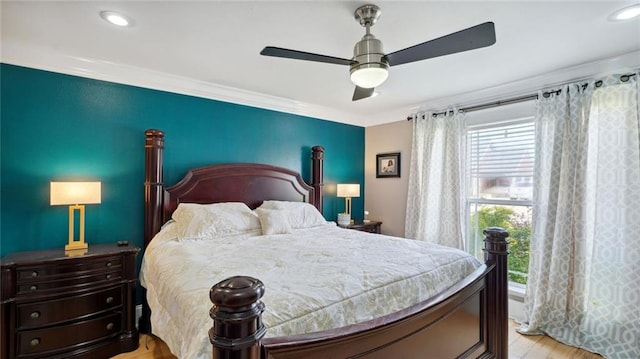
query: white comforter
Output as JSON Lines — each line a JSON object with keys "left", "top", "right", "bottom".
{"left": 140, "top": 223, "right": 481, "bottom": 359}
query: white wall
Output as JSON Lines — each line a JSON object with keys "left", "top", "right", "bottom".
{"left": 364, "top": 120, "right": 413, "bottom": 237}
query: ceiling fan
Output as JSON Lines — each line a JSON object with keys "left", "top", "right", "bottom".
{"left": 260, "top": 4, "right": 496, "bottom": 101}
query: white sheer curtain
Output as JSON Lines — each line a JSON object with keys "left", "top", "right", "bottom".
{"left": 519, "top": 73, "right": 640, "bottom": 358}
{"left": 405, "top": 110, "right": 466, "bottom": 249}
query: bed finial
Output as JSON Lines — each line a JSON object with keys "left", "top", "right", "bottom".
{"left": 210, "top": 276, "right": 266, "bottom": 359}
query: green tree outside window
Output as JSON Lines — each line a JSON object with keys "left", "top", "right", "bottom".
{"left": 471, "top": 206, "right": 531, "bottom": 284}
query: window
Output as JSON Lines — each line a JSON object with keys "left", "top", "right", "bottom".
{"left": 466, "top": 118, "right": 535, "bottom": 285}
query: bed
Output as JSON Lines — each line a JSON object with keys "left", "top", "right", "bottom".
{"left": 140, "top": 129, "right": 510, "bottom": 359}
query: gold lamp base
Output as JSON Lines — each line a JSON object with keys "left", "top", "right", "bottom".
{"left": 65, "top": 241, "right": 88, "bottom": 250}
{"left": 65, "top": 204, "right": 89, "bottom": 256}
{"left": 65, "top": 247, "right": 88, "bottom": 257}
{"left": 65, "top": 238, "right": 88, "bottom": 257}
{"left": 345, "top": 197, "right": 354, "bottom": 224}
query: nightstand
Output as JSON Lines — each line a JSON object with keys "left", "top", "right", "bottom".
{"left": 0, "top": 243, "right": 139, "bottom": 359}
{"left": 341, "top": 220, "right": 382, "bottom": 234}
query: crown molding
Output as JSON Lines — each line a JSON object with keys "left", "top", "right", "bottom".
{"left": 3, "top": 41, "right": 637, "bottom": 129}
{"left": 1, "top": 41, "right": 366, "bottom": 127}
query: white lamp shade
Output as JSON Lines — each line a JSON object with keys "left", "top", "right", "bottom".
{"left": 51, "top": 182, "right": 101, "bottom": 205}
{"left": 350, "top": 67, "right": 388, "bottom": 88}
{"left": 337, "top": 184, "right": 360, "bottom": 198}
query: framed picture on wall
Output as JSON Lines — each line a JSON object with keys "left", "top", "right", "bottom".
{"left": 376, "top": 152, "right": 401, "bottom": 178}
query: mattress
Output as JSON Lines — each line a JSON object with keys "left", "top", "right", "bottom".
{"left": 140, "top": 222, "right": 481, "bottom": 359}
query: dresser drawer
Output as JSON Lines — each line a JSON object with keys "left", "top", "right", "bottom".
{"left": 17, "top": 286, "right": 122, "bottom": 329}
{"left": 16, "top": 269, "right": 122, "bottom": 296}
{"left": 17, "top": 312, "right": 122, "bottom": 357}
{"left": 16, "top": 255, "right": 121, "bottom": 282}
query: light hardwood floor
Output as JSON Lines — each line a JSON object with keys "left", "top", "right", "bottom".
{"left": 113, "top": 320, "right": 602, "bottom": 359}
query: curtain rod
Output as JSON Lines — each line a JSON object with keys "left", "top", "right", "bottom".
{"left": 407, "top": 93, "right": 538, "bottom": 120}
{"left": 407, "top": 72, "right": 637, "bottom": 121}
{"left": 461, "top": 93, "right": 539, "bottom": 113}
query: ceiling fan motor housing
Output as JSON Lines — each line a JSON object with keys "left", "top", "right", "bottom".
{"left": 350, "top": 4, "right": 389, "bottom": 88}
{"left": 350, "top": 34, "right": 389, "bottom": 88}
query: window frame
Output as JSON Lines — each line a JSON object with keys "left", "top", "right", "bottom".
{"left": 465, "top": 113, "right": 535, "bottom": 286}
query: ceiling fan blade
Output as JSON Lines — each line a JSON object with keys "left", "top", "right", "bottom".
{"left": 261, "top": 46, "right": 353, "bottom": 66}
{"left": 385, "top": 22, "right": 496, "bottom": 67}
{"left": 353, "top": 86, "right": 375, "bottom": 101}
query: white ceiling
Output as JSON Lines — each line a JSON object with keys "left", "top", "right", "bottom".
{"left": 2, "top": 1, "right": 639, "bottom": 127}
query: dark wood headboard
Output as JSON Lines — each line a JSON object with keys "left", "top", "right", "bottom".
{"left": 143, "top": 129, "right": 325, "bottom": 248}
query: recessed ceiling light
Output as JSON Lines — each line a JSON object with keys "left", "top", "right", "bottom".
{"left": 100, "top": 11, "right": 132, "bottom": 27}
{"left": 609, "top": 4, "right": 640, "bottom": 21}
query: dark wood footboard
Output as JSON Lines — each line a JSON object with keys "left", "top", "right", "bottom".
{"left": 209, "top": 228, "right": 510, "bottom": 359}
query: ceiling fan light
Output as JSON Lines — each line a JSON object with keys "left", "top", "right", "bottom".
{"left": 350, "top": 66, "right": 389, "bottom": 88}
{"left": 609, "top": 4, "right": 640, "bottom": 21}
{"left": 100, "top": 11, "right": 131, "bottom": 27}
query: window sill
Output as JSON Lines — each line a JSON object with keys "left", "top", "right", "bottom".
{"left": 509, "top": 282, "right": 526, "bottom": 302}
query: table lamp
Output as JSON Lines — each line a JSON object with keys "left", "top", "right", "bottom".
{"left": 50, "top": 181, "right": 101, "bottom": 253}
{"left": 337, "top": 183, "right": 360, "bottom": 225}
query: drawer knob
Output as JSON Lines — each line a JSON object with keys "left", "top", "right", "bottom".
{"left": 106, "top": 261, "right": 112, "bottom": 268}
{"left": 30, "top": 285, "right": 37, "bottom": 292}
{"left": 106, "top": 296, "right": 114, "bottom": 304}
{"left": 31, "top": 271, "right": 38, "bottom": 278}
{"left": 106, "top": 322, "right": 114, "bottom": 331}
{"left": 30, "top": 338, "right": 40, "bottom": 347}
{"left": 30, "top": 311, "right": 40, "bottom": 319}
{"left": 106, "top": 274, "right": 112, "bottom": 280}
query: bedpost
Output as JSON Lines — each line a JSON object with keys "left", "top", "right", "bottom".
{"left": 141, "top": 129, "right": 164, "bottom": 334}
{"left": 311, "top": 146, "right": 324, "bottom": 214}
{"left": 210, "top": 276, "right": 266, "bottom": 359}
{"left": 144, "top": 129, "right": 165, "bottom": 248}
{"left": 483, "top": 227, "right": 510, "bottom": 359}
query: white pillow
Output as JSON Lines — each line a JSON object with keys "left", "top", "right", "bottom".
{"left": 171, "top": 202, "right": 260, "bottom": 240}
{"left": 255, "top": 208, "right": 293, "bottom": 235}
{"left": 259, "top": 201, "right": 327, "bottom": 229}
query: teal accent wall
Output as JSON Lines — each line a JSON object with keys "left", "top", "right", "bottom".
{"left": 1, "top": 64, "right": 364, "bottom": 256}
